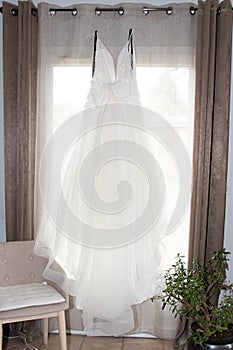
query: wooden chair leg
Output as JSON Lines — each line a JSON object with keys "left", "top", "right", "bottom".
{"left": 0, "top": 322, "right": 2, "bottom": 350}
{"left": 43, "top": 318, "right": 49, "bottom": 345}
{"left": 58, "top": 311, "right": 67, "bottom": 350}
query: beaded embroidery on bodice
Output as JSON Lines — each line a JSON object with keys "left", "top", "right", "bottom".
{"left": 86, "top": 31, "right": 139, "bottom": 107}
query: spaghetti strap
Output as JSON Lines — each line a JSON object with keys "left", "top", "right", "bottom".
{"left": 92, "top": 30, "right": 98, "bottom": 77}
{"left": 128, "top": 28, "right": 133, "bottom": 70}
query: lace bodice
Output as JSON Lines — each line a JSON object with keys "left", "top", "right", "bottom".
{"left": 86, "top": 31, "right": 139, "bottom": 107}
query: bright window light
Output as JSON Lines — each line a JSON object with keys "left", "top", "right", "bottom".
{"left": 52, "top": 64, "right": 194, "bottom": 268}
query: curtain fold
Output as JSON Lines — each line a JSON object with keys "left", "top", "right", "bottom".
{"left": 189, "top": 0, "right": 232, "bottom": 266}
{"left": 3, "top": 0, "right": 38, "bottom": 241}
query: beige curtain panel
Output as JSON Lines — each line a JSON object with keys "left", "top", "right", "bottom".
{"left": 189, "top": 0, "right": 233, "bottom": 266}
{"left": 3, "top": 0, "right": 38, "bottom": 241}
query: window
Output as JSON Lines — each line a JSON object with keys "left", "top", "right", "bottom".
{"left": 52, "top": 63, "right": 194, "bottom": 268}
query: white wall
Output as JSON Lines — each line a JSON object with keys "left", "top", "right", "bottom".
{"left": 2, "top": 0, "right": 232, "bottom": 279}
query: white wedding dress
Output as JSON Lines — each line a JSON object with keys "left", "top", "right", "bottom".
{"left": 35, "top": 31, "right": 167, "bottom": 335}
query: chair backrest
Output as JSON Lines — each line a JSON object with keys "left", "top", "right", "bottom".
{"left": 0, "top": 241, "right": 48, "bottom": 286}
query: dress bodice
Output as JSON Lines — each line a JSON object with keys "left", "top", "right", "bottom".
{"left": 86, "top": 30, "right": 139, "bottom": 107}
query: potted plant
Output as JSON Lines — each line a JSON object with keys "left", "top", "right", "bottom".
{"left": 158, "top": 249, "right": 233, "bottom": 348}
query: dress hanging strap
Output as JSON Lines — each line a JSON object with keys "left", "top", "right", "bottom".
{"left": 128, "top": 28, "right": 133, "bottom": 70}
{"left": 92, "top": 30, "right": 98, "bottom": 77}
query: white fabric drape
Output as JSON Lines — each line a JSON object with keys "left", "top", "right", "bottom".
{"left": 34, "top": 2, "right": 196, "bottom": 337}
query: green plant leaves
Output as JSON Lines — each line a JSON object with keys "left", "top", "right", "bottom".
{"left": 160, "top": 249, "right": 233, "bottom": 347}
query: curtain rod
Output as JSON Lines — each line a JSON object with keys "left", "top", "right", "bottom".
{"left": 0, "top": 5, "right": 227, "bottom": 17}
{"left": 0, "top": 5, "right": 199, "bottom": 17}
{"left": 0, "top": 6, "right": 37, "bottom": 16}
{"left": 142, "top": 6, "right": 173, "bottom": 15}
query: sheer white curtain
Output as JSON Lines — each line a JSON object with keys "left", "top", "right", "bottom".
{"left": 34, "top": 2, "right": 196, "bottom": 337}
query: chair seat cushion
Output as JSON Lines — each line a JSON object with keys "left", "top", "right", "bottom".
{"left": 0, "top": 283, "right": 65, "bottom": 311}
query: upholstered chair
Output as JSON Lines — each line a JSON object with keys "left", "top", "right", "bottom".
{"left": 0, "top": 240, "right": 69, "bottom": 350}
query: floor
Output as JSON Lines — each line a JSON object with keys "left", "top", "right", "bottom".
{"left": 3, "top": 333, "right": 175, "bottom": 350}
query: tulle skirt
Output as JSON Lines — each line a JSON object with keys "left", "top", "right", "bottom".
{"left": 35, "top": 103, "right": 172, "bottom": 335}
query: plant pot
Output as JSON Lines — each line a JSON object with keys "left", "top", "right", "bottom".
{"left": 205, "top": 323, "right": 233, "bottom": 347}
{"left": 189, "top": 323, "right": 233, "bottom": 349}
